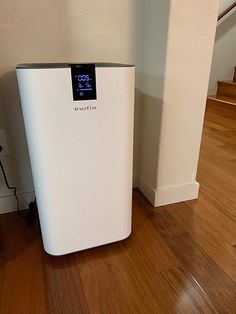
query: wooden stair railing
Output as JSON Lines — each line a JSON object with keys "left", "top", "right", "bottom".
{"left": 218, "top": 1, "right": 236, "bottom": 21}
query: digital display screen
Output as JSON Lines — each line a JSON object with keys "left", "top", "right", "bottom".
{"left": 71, "top": 64, "right": 97, "bottom": 101}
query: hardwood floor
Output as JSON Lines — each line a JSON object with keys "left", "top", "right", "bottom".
{"left": 1, "top": 100, "right": 236, "bottom": 313}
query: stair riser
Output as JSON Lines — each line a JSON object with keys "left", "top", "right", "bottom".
{"left": 207, "top": 97, "right": 236, "bottom": 107}
{"left": 217, "top": 82, "right": 236, "bottom": 98}
{"left": 207, "top": 99, "right": 219, "bottom": 107}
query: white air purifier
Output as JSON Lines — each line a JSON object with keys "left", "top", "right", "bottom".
{"left": 16, "top": 63, "right": 134, "bottom": 255}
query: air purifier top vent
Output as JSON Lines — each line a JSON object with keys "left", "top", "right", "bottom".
{"left": 16, "top": 63, "right": 134, "bottom": 69}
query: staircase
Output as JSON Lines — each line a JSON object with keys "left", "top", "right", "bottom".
{"left": 208, "top": 67, "right": 236, "bottom": 106}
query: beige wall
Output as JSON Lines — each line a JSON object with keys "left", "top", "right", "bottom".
{"left": 0, "top": 0, "right": 144, "bottom": 212}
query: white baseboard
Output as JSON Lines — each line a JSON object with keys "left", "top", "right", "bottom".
{"left": 0, "top": 190, "right": 35, "bottom": 214}
{"left": 138, "top": 176, "right": 199, "bottom": 207}
{"left": 138, "top": 176, "right": 156, "bottom": 204}
{"left": 154, "top": 182, "right": 199, "bottom": 206}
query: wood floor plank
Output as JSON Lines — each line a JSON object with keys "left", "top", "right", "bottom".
{"left": 137, "top": 266, "right": 217, "bottom": 314}
{"left": 197, "top": 162, "right": 236, "bottom": 224}
{"left": 198, "top": 157, "right": 236, "bottom": 188}
{"left": 204, "top": 120, "right": 230, "bottom": 132}
{"left": 43, "top": 254, "right": 89, "bottom": 314}
{"left": 166, "top": 202, "right": 236, "bottom": 284}
{"left": 187, "top": 195, "right": 236, "bottom": 245}
{"left": 138, "top": 202, "right": 236, "bottom": 313}
{"left": 74, "top": 248, "right": 139, "bottom": 314}
{"left": 202, "top": 127, "right": 236, "bottom": 146}
{"left": 0, "top": 214, "right": 46, "bottom": 314}
{"left": 221, "top": 144, "right": 236, "bottom": 154}
{"left": 200, "top": 183, "right": 236, "bottom": 224}
{"left": 199, "top": 137, "right": 236, "bottom": 173}
{"left": 205, "top": 103, "right": 236, "bottom": 124}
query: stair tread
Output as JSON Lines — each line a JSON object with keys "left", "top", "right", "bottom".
{"left": 208, "top": 95, "right": 236, "bottom": 105}
{"left": 218, "top": 80, "right": 236, "bottom": 85}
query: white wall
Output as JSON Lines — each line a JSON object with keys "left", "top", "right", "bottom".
{"left": 138, "top": 0, "right": 171, "bottom": 192}
{"left": 0, "top": 0, "right": 219, "bottom": 212}
{"left": 208, "top": 10, "right": 236, "bottom": 95}
{"left": 138, "top": 0, "right": 219, "bottom": 206}
{"left": 0, "top": 0, "right": 144, "bottom": 213}
{"left": 218, "top": 0, "right": 235, "bottom": 12}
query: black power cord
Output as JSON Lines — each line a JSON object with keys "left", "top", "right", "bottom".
{"left": 0, "top": 145, "right": 37, "bottom": 222}
{"left": 0, "top": 159, "right": 26, "bottom": 218}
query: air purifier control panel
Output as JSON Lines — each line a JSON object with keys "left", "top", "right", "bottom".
{"left": 71, "top": 64, "right": 97, "bottom": 101}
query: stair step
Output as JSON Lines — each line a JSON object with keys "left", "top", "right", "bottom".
{"left": 207, "top": 95, "right": 236, "bottom": 106}
{"left": 217, "top": 80, "right": 236, "bottom": 98}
